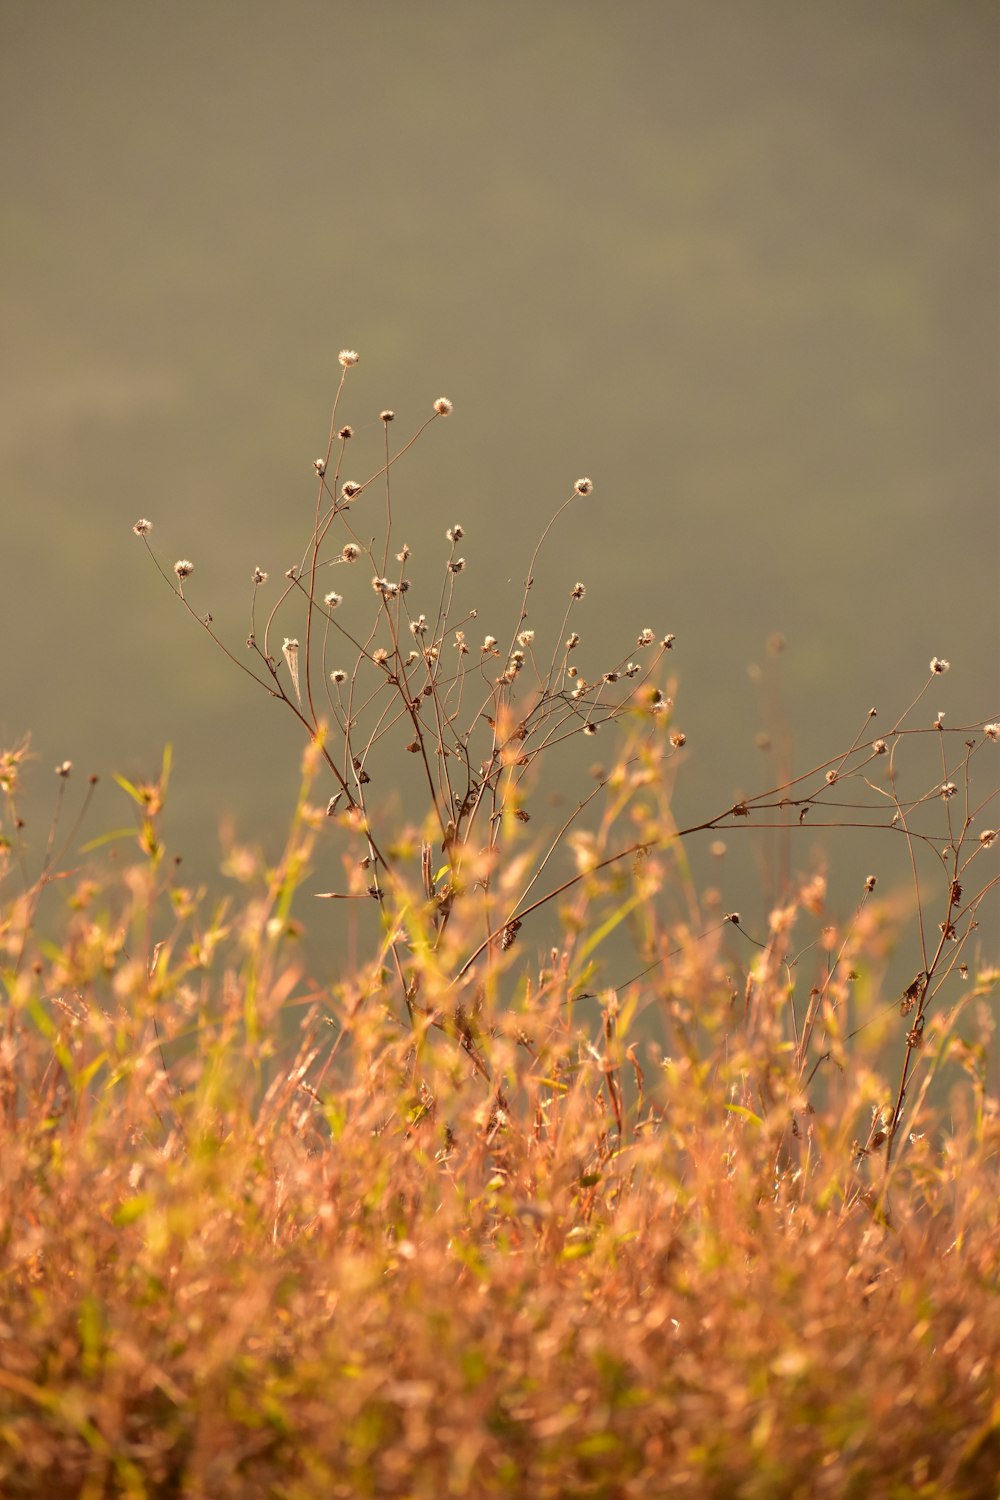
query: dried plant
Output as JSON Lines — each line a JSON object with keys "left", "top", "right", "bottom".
{"left": 0, "top": 354, "right": 995, "bottom": 1496}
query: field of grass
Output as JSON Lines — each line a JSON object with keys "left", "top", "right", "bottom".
{"left": 1, "top": 357, "right": 997, "bottom": 1497}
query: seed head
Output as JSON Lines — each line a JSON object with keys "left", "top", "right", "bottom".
{"left": 638, "top": 628, "right": 654, "bottom": 647}
{"left": 313, "top": 459, "right": 326, "bottom": 477}
{"left": 566, "top": 633, "right": 580, "bottom": 650}
{"left": 341, "top": 481, "right": 362, "bottom": 499}
{"left": 338, "top": 349, "right": 359, "bottom": 367}
{"left": 979, "top": 828, "right": 997, "bottom": 848}
{"left": 865, "top": 875, "right": 877, "bottom": 893}
{"left": 410, "top": 615, "right": 427, "bottom": 636}
{"left": 330, "top": 670, "right": 347, "bottom": 685}
{"left": 447, "top": 557, "right": 466, "bottom": 573}
{"left": 985, "top": 723, "right": 999, "bottom": 741}
{"left": 338, "top": 426, "right": 354, "bottom": 440}
{"left": 380, "top": 409, "right": 395, "bottom": 423}
{"left": 930, "top": 656, "right": 950, "bottom": 674}
{"left": 582, "top": 722, "right": 598, "bottom": 736}
{"left": 396, "top": 544, "right": 411, "bottom": 562}
{"left": 447, "top": 524, "right": 464, "bottom": 542}
{"left": 574, "top": 477, "right": 593, "bottom": 496}
{"left": 825, "top": 769, "right": 838, "bottom": 785}
{"left": 939, "top": 781, "right": 957, "bottom": 799}
{"left": 341, "top": 544, "right": 361, "bottom": 562}
{"left": 872, "top": 739, "right": 887, "bottom": 754}
{"left": 55, "top": 760, "right": 72, "bottom": 778}
{"left": 372, "top": 648, "right": 388, "bottom": 665}
{"left": 132, "top": 518, "right": 153, "bottom": 536}
{"left": 482, "top": 636, "right": 498, "bottom": 653}
{"left": 324, "top": 591, "right": 343, "bottom": 608}
{"left": 433, "top": 397, "right": 453, "bottom": 416}
{"left": 252, "top": 567, "right": 268, "bottom": 585}
{"left": 670, "top": 730, "right": 687, "bottom": 748}
{"left": 571, "top": 582, "right": 586, "bottom": 601}
{"left": 662, "top": 634, "right": 675, "bottom": 650}
{"left": 173, "top": 559, "right": 194, "bottom": 580}
{"left": 518, "top": 630, "right": 535, "bottom": 646}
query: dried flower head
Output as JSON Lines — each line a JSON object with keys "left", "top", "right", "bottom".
{"left": 872, "top": 739, "right": 887, "bottom": 754}
{"left": 447, "top": 524, "right": 464, "bottom": 542}
{"left": 252, "top": 567, "right": 268, "bottom": 585}
{"left": 518, "top": 630, "right": 535, "bottom": 646}
{"left": 410, "top": 615, "right": 427, "bottom": 636}
{"left": 396, "top": 544, "right": 411, "bottom": 562}
{"left": 985, "top": 723, "right": 999, "bottom": 741}
{"left": 341, "top": 481, "right": 362, "bottom": 500}
{"left": 638, "top": 628, "right": 654, "bottom": 647}
{"left": 582, "top": 722, "right": 598, "bottom": 736}
{"left": 55, "top": 760, "right": 72, "bottom": 778}
{"left": 324, "top": 591, "right": 343, "bottom": 608}
{"left": 433, "top": 396, "right": 453, "bottom": 416}
{"left": 341, "top": 544, "right": 361, "bottom": 562}
{"left": 173, "top": 559, "right": 194, "bottom": 580}
{"left": 930, "top": 656, "right": 950, "bottom": 674}
{"left": 338, "top": 426, "right": 354, "bottom": 440}
{"left": 330, "top": 669, "right": 347, "bottom": 685}
{"left": 979, "top": 828, "right": 997, "bottom": 848}
{"left": 625, "top": 661, "right": 640, "bottom": 677}
{"left": 571, "top": 582, "right": 586, "bottom": 601}
{"left": 825, "top": 769, "right": 838, "bottom": 785}
{"left": 482, "top": 635, "right": 498, "bottom": 652}
{"left": 574, "top": 477, "right": 593, "bottom": 496}
{"left": 313, "top": 459, "right": 326, "bottom": 477}
{"left": 338, "top": 349, "right": 359, "bottom": 367}
{"left": 380, "top": 409, "right": 395, "bottom": 423}
{"left": 670, "top": 730, "right": 687, "bottom": 748}
{"left": 662, "top": 634, "right": 675, "bottom": 649}
{"left": 132, "top": 518, "right": 153, "bottom": 536}
{"left": 447, "top": 558, "right": 466, "bottom": 573}
{"left": 282, "top": 638, "right": 301, "bottom": 704}
{"left": 372, "top": 648, "right": 389, "bottom": 665}
{"left": 940, "top": 781, "right": 957, "bottom": 799}
{"left": 865, "top": 875, "right": 877, "bottom": 893}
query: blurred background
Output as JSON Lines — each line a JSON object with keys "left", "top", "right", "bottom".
{"left": 2, "top": 1, "right": 997, "bottom": 983}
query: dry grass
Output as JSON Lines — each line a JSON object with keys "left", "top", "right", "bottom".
{"left": 0, "top": 356, "right": 997, "bottom": 1497}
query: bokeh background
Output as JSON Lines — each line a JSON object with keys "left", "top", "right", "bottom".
{"left": 2, "top": 1, "right": 997, "bottom": 980}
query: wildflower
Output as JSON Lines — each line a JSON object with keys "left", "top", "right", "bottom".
{"left": 574, "top": 477, "right": 593, "bottom": 496}
{"left": 313, "top": 459, "right": 326, "bottom": 477}
{"left": 324, "top": 591, "right": 343, "bottom": 608}
{"left": 433, "top": 396, "right": 453, "bottom": 415}
{"left": 341, "top": 481, "right": 362, "bottom": 499}
{"left": 372, "top": 648, "right": 388, "bottom": 665}
{"left": 872, "top": 739, "right": 887, "bottom": 754}
{"left": 638, "top": 628, "right": 654, "bottom": 647}
{"left": 338, "top": 425, "right": 354, "bottom": 440}
{"left": 571, "top": 582, "right": 586, "bottom": 601}
{"left": 979, "top": 829, "right": 997, "bottom": 848}
{"left": 132, "top": 518, "right": 153, "bottom": 536}
{"left": 380, "top": 409, "right": 395, "bottom": 423}
{"left": 447, "top": 524, "right": 464, "bottom": 542}
{"left": 338, "top": 349, "right": 359, "bottom": 367}
{"left": 55, "top": 760, "right": 72, "bottom": 778}
{"left": 930, "top": 656, "right": 950, "bottom": 674}
{"left": 341, "top": 544, "right": 361, "bottom": 562}
{"left": 482, "top": 636, "right": 498, "bottom": 652}
{"left": 173, "top": 559, "right": 194, "bottom": 580}
{"left": 985, "top": 723, "right": 999, "bottom": 741}
{"left": 518, "top": 630, "right": 535, "bottom": 646}
{"left": 252, "top": 567, "right": 268, "bottom": 585}
{"left": 330, "top": 670, "right": 347, "bottom": 685}
{"left": 447, "top": 557, "right": 466, "bottom": 573}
